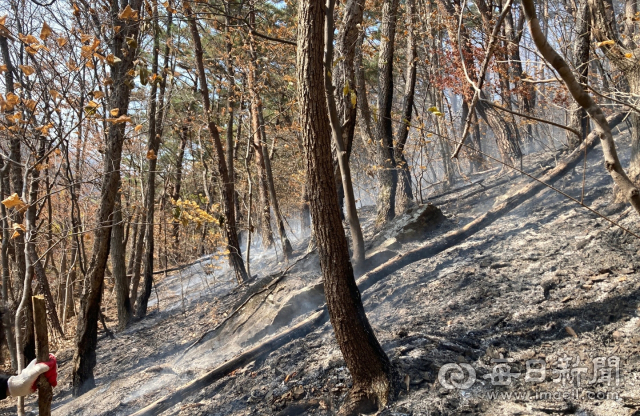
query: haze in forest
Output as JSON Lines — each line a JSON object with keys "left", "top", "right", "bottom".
{"left": 1, "top": 0, "right": 640, "bottom": 414}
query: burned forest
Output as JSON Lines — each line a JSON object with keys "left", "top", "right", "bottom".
{"left": 2, "top": 0, "right": 640, "bottom": 414}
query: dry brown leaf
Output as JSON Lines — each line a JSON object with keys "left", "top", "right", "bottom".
{"left": 106, "top": 54, "right": 122, "bottom": 65}
{"left": 106, "top": 115, "right": 131, "bottom": 124}
{"left": 596, "top": 39, "right": 615, "bottom": 48}
{"left": 565, "top": 326, "right": 578, "bottom": 338}
{"left": 18, "top": 33, "right": 38, "bottom": 44}
{"left": 6, "top": 92, "right": 20, "bottom": 107}
{"left": 2, "top": 194, "right": 27, "bottom": 212}
{"left": 24, "top": 99, "right": 37, "bottom": 112}
{"left": 19, "top": 65, "right": 35, "bottom": 76}
{"left": 118, "top": 5, "right": 139, "bottom": 20}
{"left": 40, "top": 21, "right": 52, "bottom": 40}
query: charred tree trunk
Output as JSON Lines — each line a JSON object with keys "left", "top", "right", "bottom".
{"left": 186, "top": 2, "right": 248, "bottom": 284}
{"left": 225, "top": 10, "right": 238, "bottom": 227}
{"left": 524, "top": 0, "right": 640, "bottom": 214}
{"left": 297, "top": 1, "right": 394, "bottom": 414}
{"left": 461, "top": 101, "right": 484, "bottom": 170}
{"left": 127, "top": 210, "right": 139, "bottom": 274}
{"left": 375, "top": 0, "right": 400, "bottom": 227}
{"left": 588, "top": 0, "right": 640, "bottom": 185}
{"left": 249, "top": 104, "right": 275, "bottom": 248}
{"left": 324, "top": 0, "right": 366, "bottom": 271}
{"left": 0, "top": 33, "right": 34, "bottom": 373}
{"left": 111, "top": 191, "right": 131, "bottom": 330}
{"left": 172, "top": 127, "right": 188, "bottom": 249}
{"left": 504, "top": 4, "right": 535, "bottom": 144}
{"left": 246, "top": 4, "right": 275, "bottom": 249}
{"left": 72, "top": 0, "right": 143, "bottom": 395}
{"left": 136, "top": 0, "right": 162, "bottom": 320}
{"left": 129, "top": 212, "right": 146, "bottom": 309}
{"left": 566, "top": 0, "right": 591, "bottom": 150}
{"left": 394, "top": 0, "right": 417, "bottom": 214}
{"left": 257, "top": 107, "right": 293, "bottom": 259}
{"left": 295, "top": 134, "right": 312, "bottom": 232}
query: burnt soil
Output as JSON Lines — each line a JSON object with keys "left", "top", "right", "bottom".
{"left": 2, "top": 126, "right": 640, "bottom": 416}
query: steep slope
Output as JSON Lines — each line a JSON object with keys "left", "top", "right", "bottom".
{"left": 2, "top": 127, "right": 639, "bottom": 416}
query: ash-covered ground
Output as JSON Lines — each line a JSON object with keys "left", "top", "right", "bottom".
{"left": 3, "top": 126, "right": 640, "bottom": 416}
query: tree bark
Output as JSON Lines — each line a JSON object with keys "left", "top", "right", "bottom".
{"left": 324, "top": 0, "right": 366, "bottom": 271}
{"left": 136, "top": 0, "right": 162, "bottom": 320}
{"left": 588, "top": 0, "right": 640, "bottom": 182}
{"left": 29, "top": 247, "right": 63, "bottom": 337}
{"left": 504, "top": 4, "right": 535, "bottom": 144}
{"left": 523, "top": 0, "right": 640, "bottom": 214}
{"left": 296, "top": 1, "right": 393, "bottom": 413}
{"left": 72, "top": 0, "right": 143, "bottom": 395}
{"left": 172, "top": 127, "right": 188, "bottom": 249}
{"left": 566, "top": 0, "right": 591, "bottom": 150}
{"left": 0, "top": 35, "right": 27, "bottom": 307}
{"left": 0, "top": 160, "right": 17, "bottom": 370}
{"left": 258, "top": 108, "right": 293, "bottom": 259}
{"left": 111, "top": 191, "right": 131, "bottom": 330}
{"left": 394, "top": 0, "right": 417, "bottom": 213}
{"left": 375, "top": 0, "right": 401, "bottom": 227}
{"left": 333, "top": 0, "right": 363, "bottom": 156}
{"left": 0, "top": 36, "right": 33, "bottom": 369}
{"left": 244, "top": 132, "right": 254, "bottom": 278}
{"left": 246, "top": 4, "right": 275, "bottom": 249}
{"left": 128, "top": 211, "right": 146, "bottom": 309}
{"left": 331, "top": 0, "right": 365, "bottom": 220}
{"left": 186, "top": 1, "right": 248, "bottom": 284}
{"left": 225, "top": 8, "right": 238, "bottom": 228}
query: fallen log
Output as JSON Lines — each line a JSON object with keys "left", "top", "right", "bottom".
{"left": 130, "top": 308, "right": 328, "bottom": 416}
{"left": 179, "top": 261, "right": 299, "bottom": 358}
{"left": 357, "top": 112, "right": 625, "bottom": 294}
{"left": 129, "top": 114, "right": 623, "bottom": 413}
{"left": 127, "top": 255, "right": 214, "bottom": 279}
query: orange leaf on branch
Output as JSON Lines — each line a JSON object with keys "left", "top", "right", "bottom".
{"left": 2, "top": 194, "right": 28, "bottom": 212}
